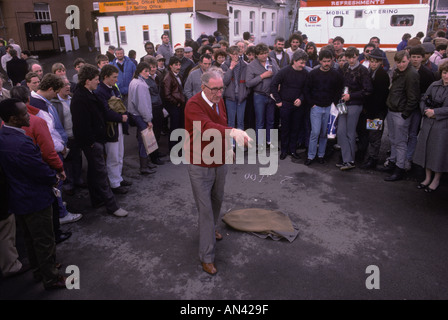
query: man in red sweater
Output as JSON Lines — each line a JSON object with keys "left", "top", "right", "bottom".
{"left": 184, "top": 68, "right": 251, "bottom": 275}
{"left": 25, "top": 105, "right": 65, "bottom": 174}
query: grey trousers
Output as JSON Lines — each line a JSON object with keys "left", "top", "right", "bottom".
{"left": 0, "top": 214, "right": 22, "bottom": 276}
{"left": 387, "top": 111, "right": 411, "bottom": 169}
{"left": 406, "top": 108, "right": 422, "bottom": 161}
{"left": 187, "top": 164, "right": 228, "bottom": 264}
{"left": 337, "top": 104, "right": 362, "bottom": 163}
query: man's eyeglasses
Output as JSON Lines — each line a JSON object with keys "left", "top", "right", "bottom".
{"left": 204, "top": 84, "right": 224, "bottom": 94}
{"left": 365, "top": 50, "right": 371, "bottom": 53}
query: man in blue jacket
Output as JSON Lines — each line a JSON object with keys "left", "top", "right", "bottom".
{"left": 110, "top": 47, "right": 136, "bottom": 106}
{"left": 0, "top": 98, "right": 67, "bottom": 289}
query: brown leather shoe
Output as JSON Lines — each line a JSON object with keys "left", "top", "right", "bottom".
{"left": 201, "top": 262, "right": 217, "bottom": 275}
{"left": 44, "top": 275, "right": 68, "bottom": 290}
{"left": 215, "top": 230, "right": 223, "bottom": 241}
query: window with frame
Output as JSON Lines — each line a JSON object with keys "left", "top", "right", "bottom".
{"left": 390, "top": 15, "right": 414, "bottom": 26}
{"left": 104, "top": 31, "right": 110, "bottom": 45}
{"left": 249, "top": 11, "right": 255, "bottom": 34}
{"left": 120, "top": 29, "right": 127, "bottom": 44}
{"left": 185, "top": 29, "right": 192, "bottom": 40}
{"left": 333, "top": 16, "right": 343, "bottom": 27}
{"left": 34, "top": 2, "right": 51, "bottom": 21}
{"left": 261, "top": 12, "right": 266, "bottom": 33}
{"left": 272, "top": 13, "right": 276, "bottom": 32}
{"left": 234, "top": 10, "right": 241, "bottom": 36}
{"left": 143, "top": 26, "right": 150, "bottom": 42}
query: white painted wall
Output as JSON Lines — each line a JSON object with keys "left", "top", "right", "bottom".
{"left": 228, "top": 3, "right": 281, "bottom": 46}
{"left": 193, "top": 13, "right": 219, "bottom": 41}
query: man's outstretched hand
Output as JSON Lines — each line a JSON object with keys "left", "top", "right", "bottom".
{"left": 229, "top": 128, "right": 254, "bottom": 148}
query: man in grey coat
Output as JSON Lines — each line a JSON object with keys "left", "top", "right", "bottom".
{"left": 245, "top": 43, "right": 280, "bottom": 150}
{"left": 184, "top": 54, "right": 212, "bottom": 100}
{"left": 223, "top": 45, "right": 248, "bottom": 132}
{"left": 156, "top": 34, "right": 173, "bottom": 67}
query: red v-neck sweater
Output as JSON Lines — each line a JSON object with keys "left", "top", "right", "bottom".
{"left": 184, "top": 92, "right": 232, "bottom": 167}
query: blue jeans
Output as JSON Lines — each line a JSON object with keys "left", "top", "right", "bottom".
{"left": 225, "top": 99, "right": 246, "bottom": 130}
{"left": 253, "top": 93, "right": 275, "bottom": 146}
{"left": 308, "top": 105, "right": 331, "bottom": 159}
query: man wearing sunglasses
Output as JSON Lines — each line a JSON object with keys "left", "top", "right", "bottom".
{"left": 358, "top": 43, "right": 376, "bottom": 68}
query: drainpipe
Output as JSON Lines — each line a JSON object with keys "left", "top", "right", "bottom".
{"left": 114, "top": 14, "right": 120, "bottom": 47}
{"left": 167, "top": 11, "right": 173, "bottom": 45}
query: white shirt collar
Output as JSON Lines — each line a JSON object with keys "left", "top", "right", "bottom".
{"left": 3, "top": 124, "right": 26, "bottom": 134}
{"left": 58, "top": 93, "right": 71, "bottom": 101}
{"left": 201, "top": 91, "right": 214, "bottom": 108}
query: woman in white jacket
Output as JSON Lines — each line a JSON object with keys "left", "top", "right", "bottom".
{"left": 127, "top": 62, "right": 156, "bottom": 174}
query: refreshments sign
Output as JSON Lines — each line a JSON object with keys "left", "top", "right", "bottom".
{"left": 302, "top": 0, "right": 428, "bottom": 6}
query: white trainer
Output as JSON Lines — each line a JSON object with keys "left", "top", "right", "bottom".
{"left": 60, "top": 212, "right": 83, "bottom": 225}
{"left": 112, "top": 208, "right": 128, "bottom": 217}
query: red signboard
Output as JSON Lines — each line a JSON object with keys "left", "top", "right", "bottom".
{"left": 305, "top": 15, "right": 322, "bottom": 23}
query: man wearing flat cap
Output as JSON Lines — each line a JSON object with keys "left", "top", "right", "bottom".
{"left": 157, "top": 33, "right": 173, "bottom": 67}
{"left": 156, "top": 54, "right": 167, "bottom": 79}
{"left": 421, "top": 42, "right": 438, "bottom": 73}
{"left": 359, "top": 48, "right": 390, "bottom": 170}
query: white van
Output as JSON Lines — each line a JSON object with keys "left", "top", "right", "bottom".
{"left": 297, "top": 0, "right": 430, "bottom": 50}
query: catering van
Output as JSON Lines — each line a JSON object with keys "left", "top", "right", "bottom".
{"left": 297, "top": 0, "right": 430, "bottom": 50}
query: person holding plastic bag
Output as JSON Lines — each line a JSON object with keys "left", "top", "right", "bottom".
{"left": 127, "top": 62, "right": 157, "bottom": 175}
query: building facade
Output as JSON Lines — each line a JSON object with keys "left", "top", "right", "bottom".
{"left": 0, "top": 0, "right": 296, "bottom": 55}
{"left": 0, "top": 0, "right": 97, "bottom": 52}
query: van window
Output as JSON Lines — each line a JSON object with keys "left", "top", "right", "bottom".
{"left": 390, "top": 15, "right": 414, "bottom": 26}
{"left": 333, "top": 16, "right": 343, "bottom": 27}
